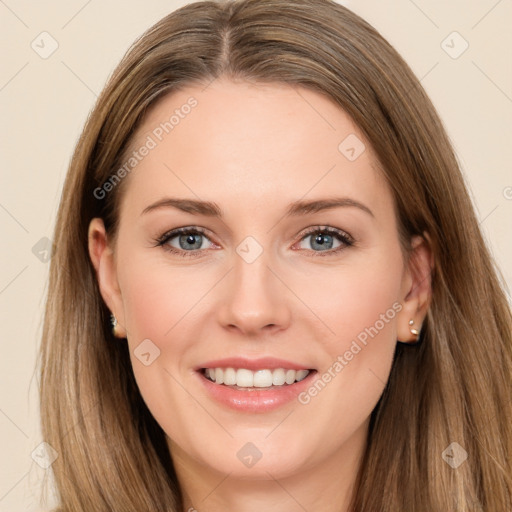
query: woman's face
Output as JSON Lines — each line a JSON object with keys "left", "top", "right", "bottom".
{"left": 90, "top": 78, "right": 430, "bottom": 481}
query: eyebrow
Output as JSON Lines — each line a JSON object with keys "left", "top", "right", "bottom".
{"left": 141, "top": 197, "right": 374, "bottom": 218}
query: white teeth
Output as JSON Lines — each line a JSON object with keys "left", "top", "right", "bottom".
{"left": 285, "top": 369, "right": 296, "bottom": 384}
{"left": 253, "top": 369, "right": 272, "bottom": 388}
{"left": 236, "top": 368, "right": 254, "bottom": 387}
{"left": 203, "top": 367, "right": 311, "bottom": 387}
{"left": 223, "top": 367, "right": 237, "bottom": 385}
{"left": 295, "top": 369, "right": 309, "bottom": 382}
{"left": 215, "top": 368, "right": 224, "bottom": 385}
{"left": 272, "top": 368, "right": 286, "bottom": 386}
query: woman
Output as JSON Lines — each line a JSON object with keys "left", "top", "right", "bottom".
{"left": 39, "top": 0, "right": 512, "bottom": 510}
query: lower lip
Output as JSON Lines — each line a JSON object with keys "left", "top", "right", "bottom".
{"left": 196, "top": 370, "right": 317, "bottom": 413}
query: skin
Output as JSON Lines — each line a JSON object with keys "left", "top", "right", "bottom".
{"left": 88, "top": 78, "right": 432, "bottom": 512}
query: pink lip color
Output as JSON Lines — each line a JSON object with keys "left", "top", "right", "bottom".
{"left": 195, "top": 366, "right": 317, "bottom": 413}
{"left": 195, "top": 357, "right": 312, "bottom": 372}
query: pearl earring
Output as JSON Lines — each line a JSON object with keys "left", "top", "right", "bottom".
{"left": 409, "top": 319, "right": 421, "bottom": 336}
{"left": 397, "top": 319, "right": 423, "bottom": 346}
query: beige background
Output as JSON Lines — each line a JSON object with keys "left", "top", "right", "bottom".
{"left": 1, "top": 0, "right": 511, "bottom": 510}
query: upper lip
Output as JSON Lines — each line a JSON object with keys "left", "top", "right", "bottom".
{"left": 196, "top": 357, "right": 314, "bottom": 372}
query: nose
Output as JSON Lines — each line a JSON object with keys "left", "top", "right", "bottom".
{"left": 216, "top": 247, "right": 292, "bottom": 337}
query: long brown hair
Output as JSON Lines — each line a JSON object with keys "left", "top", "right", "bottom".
{"left": 39, "top": 0, "right": 512, "bottom": 510}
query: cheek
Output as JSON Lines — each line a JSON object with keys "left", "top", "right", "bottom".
{"left": 116, "top": 255, "right": 205, "bottom": 428}
{"left": 301, "top": 248, "right": 403, "bottom": 351}
{"left": 118, "top": 253, "right": 207, "bottom": 341}
{"left": 297, "top": 247, "right": 404, "bottom": 423}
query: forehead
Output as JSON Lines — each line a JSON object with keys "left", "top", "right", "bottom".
{"left": 119, "top": 78, "right": 392, "bottom": 222}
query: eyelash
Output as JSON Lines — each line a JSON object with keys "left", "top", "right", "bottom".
{"left": 153, "top": 225, "right": 354, "bottom": 258}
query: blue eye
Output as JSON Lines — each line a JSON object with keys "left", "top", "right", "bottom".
{"left": 154, "top": 225, "right": 354, "bottom": 258}
{"left": 155, "top": 227, "right": 212, "bottom": 257}
{"left": 296, "top": 226, "right": 353, "bottom": 256}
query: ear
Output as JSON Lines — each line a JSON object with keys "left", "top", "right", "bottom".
{"left": 396, "top": 232, "right": 434, "bottom": 343}
{"left": 88, "top": 218, "right": 127, "bottom": 338}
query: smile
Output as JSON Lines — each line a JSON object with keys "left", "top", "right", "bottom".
{"left": 202, "top": 367, "right": 311, "bottom": 389}
{"left": 195, "top": 361, "right": 318, "bottom": 412}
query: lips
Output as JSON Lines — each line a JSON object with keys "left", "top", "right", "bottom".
{"left": 194, "top": 357, "right": 317, "bottom": 413}
{"left": 195, "top": 356, "right": 312, "bottom": 372}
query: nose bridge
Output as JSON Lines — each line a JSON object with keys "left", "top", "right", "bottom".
{"left": 217, "top": 234, "right": 291, "bottom": 333}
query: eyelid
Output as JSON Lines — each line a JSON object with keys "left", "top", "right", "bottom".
{"left": 155, "top": 226, "right": 211, "bottom": 245}
{"left": 296, "top": 225, "right": 354, "bottom": 244}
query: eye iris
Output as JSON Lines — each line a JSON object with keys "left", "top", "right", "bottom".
{"left": 180, "top": 233, "right": 202, "bottom": 250}
{"left": 312, "top": 232, "right": 333, "bottom": 250}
